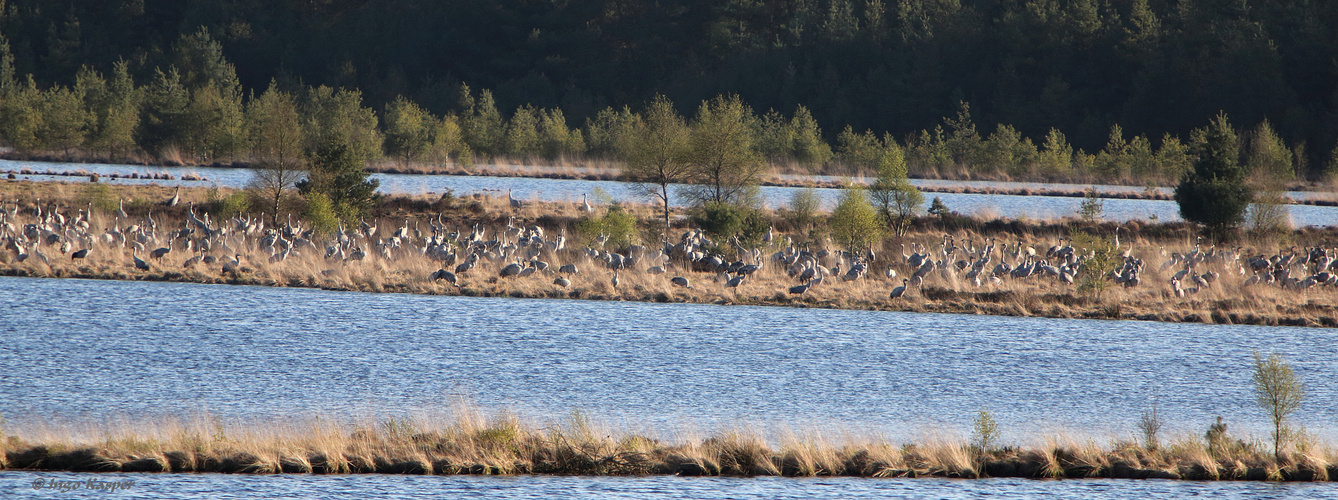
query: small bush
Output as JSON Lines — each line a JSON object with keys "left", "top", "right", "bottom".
{"left": 783, "top": 187, "right": 821, "bottom": 231}
{"left": 971, "top": 409, "right": 1000, "bottom": 455}
{"left": 576, "top": 204, "right": 640, "bottom": 249}
{"left": 1078, "top": 189, "right": 1104, "bottom": 222}
{"left": 303, "top": 192, "right": 340, "bottom": 236}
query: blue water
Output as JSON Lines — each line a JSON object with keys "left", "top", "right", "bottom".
{"left": 2, "top": 472, "right": 1334, "bottom": 499}
{"left": 6, "top": 158, "right": 1336, "bottom": 225}
{"left": 1, "top": 276, "right": 1333, "bottom": 443}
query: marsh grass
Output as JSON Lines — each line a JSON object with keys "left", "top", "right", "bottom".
{"left": 5, "top": 181, "right": 1338, "bottom": 326}
{"left": 5, "top": 409, "right": 1332, "bottom": 480}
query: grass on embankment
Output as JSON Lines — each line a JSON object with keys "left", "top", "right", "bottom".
{"left": 5, "top": 181, "right": 1338, "bottom": 327}
{"left": 2, "top": 410, "right": 1334, "bottom": 481}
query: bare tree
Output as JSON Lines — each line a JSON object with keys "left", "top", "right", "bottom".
{"left": 1253, "top": 351, "right": 1305, "bottom": 461}
{"left": 623, "top": 95, "right": 690, "bottom": 239}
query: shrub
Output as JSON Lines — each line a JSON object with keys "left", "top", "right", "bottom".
{"left": 576, "top": 204, "right": 640, "bottom": 249}
{"left": 1253, "top": 351, "right": 1305, "bottom": 461}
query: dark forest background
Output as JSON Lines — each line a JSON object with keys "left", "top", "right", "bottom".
{"left": 1, "top": 0, "right": 1335, "bottom": 179}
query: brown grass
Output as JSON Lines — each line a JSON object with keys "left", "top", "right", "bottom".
{"left": 2, "top": 410, "right": 1333, "bottom": 480}
{"left": 4, "top": 181, "right": 1338, "bottom": 327}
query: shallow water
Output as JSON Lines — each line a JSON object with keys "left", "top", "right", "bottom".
{"left": 1, "top": 276, "right": 1333, "bottom": 444}
{"left": 2, "top": 472, "right": 1335, "bottom": 500}
{"left": 5, "top": 159, "right": 1336, "bottom": 225}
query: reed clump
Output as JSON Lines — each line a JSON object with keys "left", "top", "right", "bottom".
{"left": 1, "top": 412, "right": 1335, "bottom": 481}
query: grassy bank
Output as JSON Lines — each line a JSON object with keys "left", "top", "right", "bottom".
{"left": 4, "top": 181, "right": 1338, "bottom": 327}
{"left": 2, "top": 411, "right": 1334, "bottom": 481}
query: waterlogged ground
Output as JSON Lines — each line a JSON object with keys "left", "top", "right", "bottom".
{"left": 3, "top": 472, "right": 1336, "bottom": 499}
{"left": 1, "top": 276, "right": 1335, "bottom": 444}
{"left": 5, "top": 158, "right": 1337, "bottom": 224}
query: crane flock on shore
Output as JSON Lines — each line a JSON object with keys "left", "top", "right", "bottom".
{"left": 2, "top": 194, "right": 1337, "bottom": 301}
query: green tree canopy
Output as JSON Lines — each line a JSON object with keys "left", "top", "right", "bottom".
{"left": 1175, "top": 112, "right": 1252, "bottom": 241}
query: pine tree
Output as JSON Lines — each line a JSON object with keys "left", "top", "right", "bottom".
{"left": 1174, "top": 112, "right": 1251, "bottom": 241}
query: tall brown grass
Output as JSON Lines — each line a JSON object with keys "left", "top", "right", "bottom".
{"left": 2, "top": 409, "right": 1333, "bottom": 480}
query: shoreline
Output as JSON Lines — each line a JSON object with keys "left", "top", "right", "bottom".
{"left": 3, "top": 181, "right": 1338, "bottom": 329}
{"left": 1, "top": 413, "right": 1332, "bottom": 482}
{"left": 4, "top": 154, "right": 1336, "bottom": 206}
{"left": 0, "top": 268, "right": 1330, "bottom": 328}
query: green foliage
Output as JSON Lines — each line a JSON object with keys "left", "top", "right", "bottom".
{"left": 971, "top": 409, "right": 1000, "bottom": 455}
{"left": 1175, "top": 113, "right": 1252, "bottom": 241}
{"left": 881, "top": 180, "right": 922, "bottom": 237}
{"left": 1069, "top": 230, "right": 1118, "bottom": 298}
{"left": 576, "top": 204, "right": 640, "bottom": 249}
{"left": 0, "top": 77, "right": 43, "bottom": 151}
{"left": 298, "top": 139, "right": 379, "bottom": 221}
{"left": 219, "top": 191, "right": 250, "bottom": 217}
{"left": 81, "top": 182, "right": 118, "bottom": 213}
{"left": 383, "top": 96, "right": 431, "bottom": 163}
{"left": 1245, "top": 120, "right": 1293, "bottom": 180}
{"left": 137, "top": 68, "right": 190, "bottom": 156}
{"left": 838, "top": 126, "right": 904, "bottom": 175}
{"left": 784, "top": 187, "right": 821, "bottom": 232}
{"left": 247, "top": 82, "right": 304, "bottom": 223}
{"left": 685, "top": 94, "right": 762, "bottom": 205}
{"left": 303, "top": 86, "right": 382, "bottom": 164}
{"left": 1252, "top": 351, "right": 1305, "bottom": 461}
{"left": 829, "top": 185, "right": 884, "bottom": 251}
{"left": 927, "top": 196, "right": 950, "bottom": 218}
{"left": 1078, "top": 189, "right": 1104, "bottom": 222}
{"left": 1038, "top": 128, "right": 1074, "bottom": 175}
{"left": 504, "top": 104, "right": 541, "bottom": 157}
{"left": 691, "top": 201, "right": 768, "bottom": 246}
{"left": 303, "top": 191, "right": 340, "bottom": 236}
{"left": 623, "top": 95, "right": 692, "bottom": 234}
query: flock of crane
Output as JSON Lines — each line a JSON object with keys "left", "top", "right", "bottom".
{"left": 2, "top": 187, "right": 1337, "bottom": 305}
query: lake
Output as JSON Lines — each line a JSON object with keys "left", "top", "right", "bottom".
{"left": 5, "top": 158, "right": 1337, "bottom": 225}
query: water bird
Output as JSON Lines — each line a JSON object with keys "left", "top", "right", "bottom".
{"left": 671, "top": 276, "right": 692, "bottom": 288}
{"left": 553, "top": 276, "right": 571, "bottom": 288}
{"left": 132, "top": 249, "right": 150, "bottom": 271}
{"left": 71, "top": 248, "right": 89, "bottom": 260}
{"left": 889, "top": 278, "right": 909, "bottom": 299}
{"left": 430, "top": 268, "right": 458, "bottom": 285}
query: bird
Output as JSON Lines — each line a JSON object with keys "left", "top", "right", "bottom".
{"left": 165, "top": 186, "right": 180, "bottom": 207}
{"left": 509, "top": 189, "right": 523, "bottom": 210}
{"left": 430, "top": 268, "right": 458, "bottom": 285}
{"left": 71, "top": 248, "right": 89, "bottom": 261}
{"left": 788, "top": 282, "right": 811, "bottom": 295}
{"left": 559, "top": 264, "right": 579, "bottom": 274}
{"left": 150, "top": 247, "right": 171, "bottom": 259}
{"left": 553, "top": 276, "right": 571, "bottom": 288}
{"left": 889, "top": 278, "right": 909, "bottom": 299}
{"left": 222, "top": 254, "right": 242, "bottom": 274}
{"left": 725, "top": 275, "right": 745, "bottom": 288}
{"left": 610, "top": 270, "right": 620, "bottom": 289}
{"left": 132, "top": 249, "right": 150, "bottom": 271}
{"left": 581, "top": 193, "right": 593, "bottom": 213}
{"left": 500, "top": 262, "right": 522, "bottom": 277}
{"left": 671, "top": 276, "right": 692, "bottom": 288}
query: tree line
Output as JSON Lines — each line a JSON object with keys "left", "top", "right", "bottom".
{"left": 0, "top": 26, "right": 1326, "bottom": 191}
{"left": 0, "top": 0, "right": 1335, "bottom": 178}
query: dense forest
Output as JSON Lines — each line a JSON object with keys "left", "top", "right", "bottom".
{"left": 0, "top": 0, "right": 1334, "bottom": 182}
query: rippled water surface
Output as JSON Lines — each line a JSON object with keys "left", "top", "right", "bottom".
{"left": 6, "top": 159, "right": 1337, "bottom": 225}
{"left": 3, "top": 276, "right": 1338, "bottom": 497}
{"left": 3, "top": 472, "right": 1336, "bottom": 500}
{"left": 1, "top": 276, "right": 1334, "bottom": 442}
